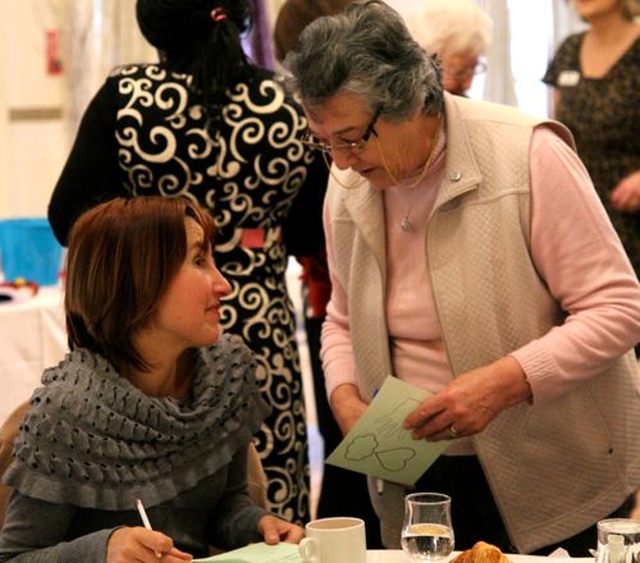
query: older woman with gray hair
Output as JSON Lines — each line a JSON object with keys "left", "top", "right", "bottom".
{"left": 406, "top": 0, "right": 492, "bottom": 96}
{"left": 407, "top": 0, "right": 493, "bottom": 96}
{"left": 284, "top": 0, "right": 640, "bottom": 556}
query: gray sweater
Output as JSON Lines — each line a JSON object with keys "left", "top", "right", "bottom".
{"left": 0, "top": 334, "right": 271, "bottom": 561}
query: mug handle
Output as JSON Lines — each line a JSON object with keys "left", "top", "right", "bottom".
{"left": 299, "top": 537, "right": 320, "bottom": 563}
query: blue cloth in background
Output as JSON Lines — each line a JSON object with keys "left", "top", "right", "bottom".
{"left": 0, "top": 218, "right": 63, "bottom": 286}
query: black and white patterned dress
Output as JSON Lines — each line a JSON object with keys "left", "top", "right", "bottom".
{"left": 48, "top": 63, "right": 326, "bottom": 525}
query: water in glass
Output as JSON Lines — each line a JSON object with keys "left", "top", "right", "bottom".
{"left": 402, "top": 492, "right": 455, "bottom": 561}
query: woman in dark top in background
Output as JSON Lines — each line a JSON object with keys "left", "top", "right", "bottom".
{"left": 47, "top": 0, "right": 326, "bottom": 525}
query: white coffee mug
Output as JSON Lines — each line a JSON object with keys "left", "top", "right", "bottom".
{"left": 299, "top": 516, "right": 367, "bottom": 563}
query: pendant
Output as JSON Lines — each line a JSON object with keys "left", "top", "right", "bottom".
{"left": 401, "top": 216, "right": 411, "bottom": 232}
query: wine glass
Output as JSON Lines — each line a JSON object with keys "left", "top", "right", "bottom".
{"left": 596, "top": 519, "right": 640, "bottom": 563}
{"left": 401, "top": 492, "right": 455, "bottom": 561}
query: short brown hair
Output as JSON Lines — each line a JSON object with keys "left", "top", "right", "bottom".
{"left": 64, "top": 196, "right": 216, "bottom": 372}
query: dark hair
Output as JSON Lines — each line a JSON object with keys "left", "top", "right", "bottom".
{"left": 65, "top": 196, "right": 216, "bottom": 372}
{"left": 283, "top": 0, "right": 443, "bottom": 121}
{"left": 136, "top": 0, "right": 253, "bottom": 135}
{"left": 273, "top": 0, "right": 356, "bottom": 62}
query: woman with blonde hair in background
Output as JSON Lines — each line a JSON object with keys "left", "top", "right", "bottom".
{"left": 406, "top": 0, "right": 492, "bottom": 97}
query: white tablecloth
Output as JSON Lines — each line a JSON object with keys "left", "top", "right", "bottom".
{"left": 0, "top": 286, "right": 67, "bottom": 422}
{"left": 366, "top": 552, "right": 592, "bottom": 562}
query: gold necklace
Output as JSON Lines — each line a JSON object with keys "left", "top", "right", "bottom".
{"left": 377, "top": 116, "right": 441, "bottom": 232}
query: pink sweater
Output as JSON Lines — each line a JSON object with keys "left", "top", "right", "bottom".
{"left": 322, "top": 126, "right": 640, "bottom": 407}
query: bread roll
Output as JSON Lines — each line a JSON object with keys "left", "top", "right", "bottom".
{"left": 451, "top": 541, "right": 510, "bottom": 563}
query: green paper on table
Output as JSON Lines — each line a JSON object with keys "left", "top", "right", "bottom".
{"left": 326, "top": 376, "right": 450, "bottom": 485}
{"left": 192, "top": 541, "right": 300, "bottom": 562}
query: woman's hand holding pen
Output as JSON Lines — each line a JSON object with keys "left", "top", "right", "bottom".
{"left": 106, "top": 498, "right": 192, "bottom": 562}
{"left": 106, "top": 527, "right": 193, "bottom": 562}
{"left": 403, "top": 356, "right": 532, "bottom": 441}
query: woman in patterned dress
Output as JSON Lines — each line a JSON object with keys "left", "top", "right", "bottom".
{"left": 47, "top": 0, "right": 325, "bottom": 525}
{"left": 543, "top": 0, "right": 640, "bottom": 355}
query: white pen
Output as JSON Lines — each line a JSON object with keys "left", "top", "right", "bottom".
{"left": 135, "top": 498, "right": 162, "bottom": 559}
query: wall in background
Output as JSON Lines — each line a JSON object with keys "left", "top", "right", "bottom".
{"left": 1, "top": 0, "right": 66, "bottom": 219}
{"left": 0, "top": 0, "right": 154, "bottom": 219}
{"left": 1, "top": 0, "right": 583, "bottom": 219}
{"left": 0, "top": 10, "right": 6, "bottom": 218}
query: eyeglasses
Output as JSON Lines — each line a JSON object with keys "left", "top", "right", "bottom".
{"left": 444, "top": 60, "right": 487, "bottom": 80}
{"left": 300, "top": 108, "right": 381, "bottom": 155}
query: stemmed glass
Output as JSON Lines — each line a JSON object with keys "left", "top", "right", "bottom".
{"left": 401, "top": 492, "right": 455, "bottom": 561}
{"left": 596, "top": 519, "right": 640, "bottom": 563}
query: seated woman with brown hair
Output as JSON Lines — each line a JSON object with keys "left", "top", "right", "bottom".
{"left": 0, "top": 196, "right": 303, "bottom": 562}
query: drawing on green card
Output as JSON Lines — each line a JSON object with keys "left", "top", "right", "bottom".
{"left": 344, "top": 433, "right": 417, "bottom": 472}
{"left": 344, "top": 400, "right": 420, "bottom": 472}
{"left": 345, "top": 435, "right": 378, "bottom": 461}
{"left": 326, "top": 376, "right": 451, "bottom": 486}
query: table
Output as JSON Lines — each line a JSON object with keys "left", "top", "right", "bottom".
{"left": 0, "top": 286, "right": 67, "bottom": 422}
{"left": 366, "top": 553, "right": 592, "bottom": 562}
{"left": 201, "top": 545, "right": 593, "bottom": 563}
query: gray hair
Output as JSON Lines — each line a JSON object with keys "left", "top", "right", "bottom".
{"left": 283, "top": 0, "right": 444, "bottom": 121}
{"left": 406, "top": 0, "right": 493, "bottom": 59}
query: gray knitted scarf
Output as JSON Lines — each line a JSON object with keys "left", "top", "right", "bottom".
{"left": 4, "top": 333, "right": 270, "bottom": 510}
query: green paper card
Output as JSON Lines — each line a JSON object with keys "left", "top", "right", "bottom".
{"left": 326, "top": 376, "right": 450, "bottom": 485}
{"left": 192, "top": 541, "right": 300, "bottom": 562}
